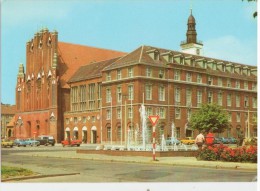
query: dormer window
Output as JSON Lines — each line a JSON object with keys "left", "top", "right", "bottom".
{"left": 154, "top": 51, "right": 159, "bottom": 61}
{"left": 106, "top": 72, "right": 111, "bottom": 81}
{"left": 168, "top": 55, "right": 173, "bottom": 63}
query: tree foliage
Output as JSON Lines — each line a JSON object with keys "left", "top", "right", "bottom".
{"left": 189, "top": 104, "right": 229, "bottom": 134}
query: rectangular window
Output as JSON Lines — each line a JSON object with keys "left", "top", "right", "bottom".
{"left": 253, "top": 97, "right": 257, "bottom": 108}
{"left": 197, "top": 74, "right": 202, "bottom": 83}
{"left": 175, "top": 87, "right": 181, "bottom": 105}
{"left": 106, "top": 109, "right": 111, "bottom": 120}
{"left": 159, "top": 86, "right": 165, "bottom": 101}
{"left": 197, "top": 90, "right": 202, "bottom": 107}
{"left": 106, "top": 72, "right": 111, "bottom": 81}
{"left": 187, "top": 109, "right": 192, "bottom": 120}
{"left": 117, "top": 69, "right": 121, "bottom": 80}
{"left": 208, "top": 91, "right": 212, "bottom": 104}
{"left": 227, "top": 93, "right": 232, "bottom": 107}
{"left": 236, "top": 95, "right": 240, "bottom": 107}
{"left": 235, "top": 80, "right": 240, "bottom": 89}
{"left": 66, "top": 118, "right": 69, "bottom": 124}
{"left": 82, "top": 117, "right": 87, "bottom": 123}
{"left": 175, "top": 108, "right": 181, "bottom": 119}
{"left": 244, "top": 96, "right": 249, "bottom": 108}
{"left": 128, "top": 107, "right": 133, "bottom": 119}
{"left": 128, "top": 85, "right": 134, "bottom": 100}
{"left": 88, "top": 83, "right": 95, "bottom": 110}
{"left": 218, "top": 92, "right": 222, "bottom": 106}
{"left": 228, "top": 112, "right": 232, "bottom": 122}
{"left": 186, "top": 72, "right": 192, "bottom": 82}
{"left": 106, "top": 88, "right": 111, "bottom": 103}
{"left": 146, "top": 67, "right": 152, "bottom": 77}
{"left": 146, "top": 107, "right": 152, "bottom": 116}
{"left": 208, "top": 76, "right": 212, "bottom": 85}
{"left": 252, "top": 82, "right": 257, "bottom": 91}
{"left": 227, "top": 78, "right": 231, "bottom": 87}
{"left": 186, "top": 89, "right": 192, "bottom": 106}
{"left": 174, "top": 70, "right": 180, "bottom": 81}
{"left": 145, "top": 84, "right": 152, "bottom": 100}
{"left": 91, "top": 116, "right": 96, "bottom": 122}
{"left": 159, "top": 107, "right": 165, "bottom": 119}
{"left": 117, "top": 107, "right": 122, "bottom": 119}
{"left": 253, "top": 113, "right": 257, "bottom": 122}
{"left": 117, "top": 86, "right": 122, "bottom": 102}
{"left": 244, "top": 81, "right": 248, "bottom": 90}
{"left": 236, "top": 112, "right": 241, "bottom": 122}
{"left": 218, "top": 78, "right": 222, "bottom": 86}
{"left": 71, "top": 86, "right": 79, "bottom": 111}
{"left": 74, "top": 117, "right": 78, "bottom": 124}
{"left": 107, "top": 127, "right": 111, "bottom": 139}
{"left": 97, "top": 83, "right": 101, "bottom": 108}
{"left": 159, "top": 69, "right": 165, "bottom": 79}
{"left": 128, "top": 67, "right": 133, "bottom": 77}
{"left": 79, "top": 85, "right": 87, "bottom": 111}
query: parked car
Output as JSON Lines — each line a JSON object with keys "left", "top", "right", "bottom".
{"left": 227, "top": 137, "right": 238, "bottom": 144}
{"left": 213, "top": 137, "right": 221, "bottom": 144}
{"left": 24, "top": 138, "right": 40, "bottom": 146}
{"left": 61, "top": 138, "right": 82, "bottom": 147}
{"left": 219, "top": 137, "right": 230, "bottom": 144}
{"left": 36, "top": 135, "right": 56, "bottom": 146}
{"left": 1, "top": 139, "right": 14, "bottom": 148}
{"left": 14, "top": 139, "right": 29, "bottom": 147}
{"left": 165, "top": 137, "right": 181, "bottom": 145}
{"left": 180, "top": 137, "right": 195, "bottom": 145}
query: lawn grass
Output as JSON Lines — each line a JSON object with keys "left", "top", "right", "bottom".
{"left": 1, "top": 165, "right": 35, "bottom": 179}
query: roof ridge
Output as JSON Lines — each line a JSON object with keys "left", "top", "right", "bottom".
{"left": 58, "top": 41, "right": 126, "bottom": 54}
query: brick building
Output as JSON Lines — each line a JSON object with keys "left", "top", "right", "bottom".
{"left": 64, "top": 11, "right": 257, "bottom": 145}
{"left": 14, "top": 28, "right": 125, "bottom": 142}
{"left": 1, "top": 104, "right": 16, "bottom": 138}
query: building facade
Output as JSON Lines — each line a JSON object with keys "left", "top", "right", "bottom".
{"left": 13, "top": 28, "right": 125, "bottom": 142}
{"left": 63, "top": 12, "right": 257, "bottom": 145}
{"left": 1, "top": 104, "right": 16, "bottom": 138}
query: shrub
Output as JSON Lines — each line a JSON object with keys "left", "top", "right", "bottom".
{"left": 197, "top": 144, "right": 257, "bottom": 163}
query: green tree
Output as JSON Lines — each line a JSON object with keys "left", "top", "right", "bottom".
{"left": 189, "top": 104, "right": 229, "bottom": 134}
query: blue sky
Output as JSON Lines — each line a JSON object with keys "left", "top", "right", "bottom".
{"left": 1, "top": 0, "right": 257, "bottom": 105}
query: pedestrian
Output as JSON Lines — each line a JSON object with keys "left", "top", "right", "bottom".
{"left": 237, "top": 131, "right": 244, "bottom": 147}
{"left": 205, "top": 131, "right": 214, "bottom": 146}
{"left": 195, "top": 132, "right": 205, "bottom": 150}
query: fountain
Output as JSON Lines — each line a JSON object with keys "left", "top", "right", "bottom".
{"left": 139, "top": 104, "right": 148, "bottom": 150}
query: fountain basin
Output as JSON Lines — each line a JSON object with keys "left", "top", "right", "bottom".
{"left": 76, "top": 149, "right": 197, "bottom": 157}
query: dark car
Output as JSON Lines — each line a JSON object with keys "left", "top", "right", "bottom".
{"left": 36, "top": 135, "right": 56, "bottom": 146}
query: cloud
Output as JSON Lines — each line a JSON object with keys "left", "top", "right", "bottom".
{"left": 203, "top": 35, "right": 256, "bottom": 66}
{"left": 1, "top": 0, "right": 71, "bottom": 27}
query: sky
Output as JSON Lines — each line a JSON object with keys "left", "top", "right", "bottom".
{"left": 0, "top": 0, "right": 258, "bottom": 106}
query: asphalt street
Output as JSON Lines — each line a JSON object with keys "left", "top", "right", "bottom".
{"left": 1, "top": 146, "right": 257, "bottom": 182}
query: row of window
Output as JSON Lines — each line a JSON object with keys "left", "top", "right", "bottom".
{"left": 106, "top": 67, "right": 257, "bottom": 91}
{"left": 66, "top": 116, "right": 97, "bottom": 124}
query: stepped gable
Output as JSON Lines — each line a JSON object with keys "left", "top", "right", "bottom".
{"left": 57, "top": 42, "right": 126, "bottom": 88}
{"left": 68, "top": 57, "right": 122, "bottom": 83}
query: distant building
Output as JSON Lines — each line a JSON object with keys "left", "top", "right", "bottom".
{"left": 1, "top": 103, "right": 16, "bottom": 138}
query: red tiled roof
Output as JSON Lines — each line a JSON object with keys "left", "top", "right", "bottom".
{"left": 1, "top": 104, "right": 16, "bottom": 115}
{"left": 57, "top": 42, "right": 126, "bottom": 88}
{"left": 69, "top": 57, "right": 121, "bottom": 83}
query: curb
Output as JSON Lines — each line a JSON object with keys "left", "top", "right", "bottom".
{"left": 29, "top": 154, "right": 257, "bottom": 171}
{"left": 2, "top": 172, "right": 80, "bottom": 182}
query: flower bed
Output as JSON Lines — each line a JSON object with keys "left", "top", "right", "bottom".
{"left": 197, "top": 144, "right": 257, "bottom": 163}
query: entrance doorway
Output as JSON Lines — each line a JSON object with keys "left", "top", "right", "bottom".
{"left": 8, "top": 129, "right": 12, "bottom": 138}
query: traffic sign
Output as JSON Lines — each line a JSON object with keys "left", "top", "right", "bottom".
{"left": 148, "top": 115, "right": 159, "bottom": 126}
